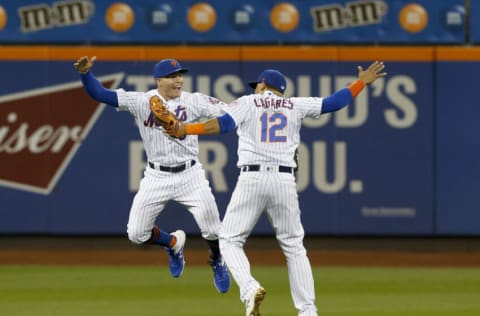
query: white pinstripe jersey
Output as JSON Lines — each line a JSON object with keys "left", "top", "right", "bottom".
{"left": 116, "top": 89, "right": 226, "bottom": 166}
{"left": 225, "top": 90, "right": 324, "bottom": 168}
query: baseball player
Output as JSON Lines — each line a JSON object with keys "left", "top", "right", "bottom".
{"left": 151, "top": 61, "right": 386, "bottom": 315}
{"left": 73, "top": 56, "right": 230, "bottom": 293}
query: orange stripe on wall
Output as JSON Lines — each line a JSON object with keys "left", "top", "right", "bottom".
{"left": 0, "top": 46, "right": 242, "bottom": 61}
{"left": 338, "top": 46, "right": 435, "bottom": 61}
{"left": 436, "top": 47, "right": 480, "bottom": 61}
{"left": 0, "top": 46, "right": 52, "bottom": 59}
{"left": 243, "top": 46, "right": 435, "bottom": 61}
{"left": 0, "top": 45, "right": 479, "bottom": 61}
{"left": 241, "top": 46, "right": 338, "bottom": 60}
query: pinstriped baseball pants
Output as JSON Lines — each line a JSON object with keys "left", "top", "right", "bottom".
{"left": 219, "top": 170, "right": 318, "bottom": 316}
{"left": 127, "top": 163, "right": 221, "bottom": 243}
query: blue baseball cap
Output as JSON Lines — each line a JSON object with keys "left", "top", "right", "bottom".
{"left": 248, "top": 69, "right": 286, "bottom": 93}
{"left": 153, "top": 59, "right": 189, "bottom": 78}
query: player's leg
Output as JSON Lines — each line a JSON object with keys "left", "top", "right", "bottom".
{"left": 266, "top": 173, "right": 318, "bottom": 316}
{"left": 175, "top": 165, "right": 229, "bottom": 291}
{"left": 174, "top": 165, "right": 222, "bottom": 252}
{"left": 127, "top": 168, "right": 172, "bottom": 245}
{"left": 220, "top": 172, "right": 266, "bottom": 303}
{"left": 127, "top": 169, "right": 185, "bottom": 276}
{"left": 176, "top": 166, "right": 222, "bottom": 239}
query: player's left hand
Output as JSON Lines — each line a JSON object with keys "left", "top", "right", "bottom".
{"left": 357, "top": 61, "right": 387, "bottom": 85}
{"left": 149, "top": 95, "right": 186, "bottom": 139}
{"left": 74, "top": 56, "right": 96, "bottom": 74}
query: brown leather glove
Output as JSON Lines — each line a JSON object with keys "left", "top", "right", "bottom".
{"left": 149, "top": 95, "right": 186, "bottom": 139}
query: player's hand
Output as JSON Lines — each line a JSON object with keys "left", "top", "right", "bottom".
{"left": 74, "top": 56, "right": 96, "bottom": 74}
{"left": 167, "top": 120, "right": 187, "bottom": 139}
{"left": 357, "top": 61, "right": 387, "bottom": 85}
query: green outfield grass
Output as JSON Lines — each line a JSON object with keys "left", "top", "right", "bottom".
{"left": 1, "top": 265, "right": 479, "bottom": 316}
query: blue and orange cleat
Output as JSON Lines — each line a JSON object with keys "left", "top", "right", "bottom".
{"left": 165, "top": 230, "right": 186, "bottom": 278}
{"left": 209, "top": 256, "right": 230, "bottom": 293}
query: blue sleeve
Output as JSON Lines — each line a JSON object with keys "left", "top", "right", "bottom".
{"left": 321, "top": 88, "right": 353, "bottom": 113}
{"left": 81, "top": 72, "right": 118, "bottom": 107}
{"left": 217, "top": 113, "right": 236, "bottom": 134}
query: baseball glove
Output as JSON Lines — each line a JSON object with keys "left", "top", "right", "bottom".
{"left": 149, "top": 95, "right": 186, "bottom": 139}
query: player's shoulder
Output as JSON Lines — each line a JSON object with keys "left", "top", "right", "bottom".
{"left": 228, "top": 94, "right": 251, "bottom": 107}
{"left": 176, "top": 91, "right": 197, "bottom": 104}
{"left": 239, "top": 93, "right": 257, "bottom": 101}
{"left": 289, "top": 96, "right": 322, "bottom": 104}
{"left": 120, "top": 89, "right": 153, "bottom": 98}
{"left": 116, "top": 88, "right": 152, "bottom": 103}
{"left": 187, "top": 91, "right": 226, "bottom": 106}
{"left": 130, "top": 89, "right": 158, "bottom": 103}
{"left": 145, "top": 89, "right": 159, "bottom": 97}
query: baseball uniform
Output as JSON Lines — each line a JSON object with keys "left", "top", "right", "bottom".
{"left": 219, "top": 90, "right": 321, "bottom": 316}
{"left": 76, "top": 56, "right": 231, "bottom": 293}
{"left": 152, "top": 63, "right": 385, "bottom": 315}
{"left": 116, "top": 89, "right": 225, "bottom": 244}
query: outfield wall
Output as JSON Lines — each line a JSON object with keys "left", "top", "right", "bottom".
{"left": 0, "top": 46, "right": 478, "bottom": 236}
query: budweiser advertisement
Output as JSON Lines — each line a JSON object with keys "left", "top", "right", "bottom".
{"left": 0, "top": 75, "right": 121, "bottom": 194}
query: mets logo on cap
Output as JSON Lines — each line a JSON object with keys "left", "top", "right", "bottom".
{"left": 153, "top": 59, "right": 189, "bottom": 78}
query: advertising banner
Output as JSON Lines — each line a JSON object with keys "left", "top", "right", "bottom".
{"left": 0, "top": 46, "right": 437, "bottom": 235}
{"left": 0, "top": 0, "right": 466, "bottom": 44}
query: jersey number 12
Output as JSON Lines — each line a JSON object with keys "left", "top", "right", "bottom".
{"left": 260, "top": 112, "right": 287, "bottom": 142}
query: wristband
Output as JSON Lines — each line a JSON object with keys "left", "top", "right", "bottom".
{"left": 348, "top": 79, "right": 366, "bottom": 97}
{"left": 185, "top": 123, "right": 206, "bottom": 135}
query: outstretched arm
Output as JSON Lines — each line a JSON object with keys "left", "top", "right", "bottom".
{"left": 322, "top": 61, "right": 386, "bottom": 113}
{"left": 74, "top": 56, "right": 118, "bottom": 107}
{"left": 184, "top": 113, "right": 236, "bottom": 135}
{"left": 166, "top": 113, "right": 236, "bottom": 139}
{"left": 149, "top": 93, "right": 236, "bottom": 139}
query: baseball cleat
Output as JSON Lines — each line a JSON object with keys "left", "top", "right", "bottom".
{"left": 245, "top": 287, "right": 266, "bottom": 316}
{"left": 165, "top": 230, "right": 186, "bottom": 278}
{"left": 209, "top": 256, "right": 230, "bottom": 293}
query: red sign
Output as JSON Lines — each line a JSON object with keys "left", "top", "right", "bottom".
{"left": 0, "top": 74, "right": 122, "bottom": 194}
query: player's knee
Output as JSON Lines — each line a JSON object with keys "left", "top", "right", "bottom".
{"left": 219, "top": 234, "right": 244, "bottom": 250}
{"left": 219, "top": 236, "right": 226, "bottom": 248}
{"left": 277, "top": 234, "right": 306, "bottom": 255}
{"left": 127, "top": 227, "right": 150, "bottom": 245}
{"left": 279, "top": 240, "right": 306, "bottom": 257}
{"left": 201, "top": 230, "right": 217, "bottom": 241}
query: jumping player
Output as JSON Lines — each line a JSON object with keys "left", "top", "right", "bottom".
{"left": 73, "top": 56, "right": 230, "bottom": 293}
{"left": 153, "top": 61, "right": 386, "bottom": 315}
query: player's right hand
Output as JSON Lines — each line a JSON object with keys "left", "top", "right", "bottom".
{"left": 357, "top": 61, "right": 386, "bottom": 85}
{"left": 168, "top": 120, "right": 187, "bottom": 139}
{"left": 74, "top": 56, "right": 96, "bottom": 74}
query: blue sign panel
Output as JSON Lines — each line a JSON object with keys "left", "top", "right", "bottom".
{"left": 436, "top": 60, "right": 480, "bottom": 235}
{"left": 0, "top": 55, "right": 434, "bottom": 235}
